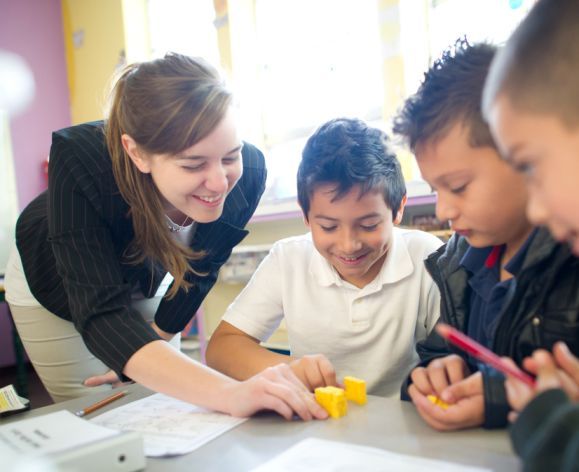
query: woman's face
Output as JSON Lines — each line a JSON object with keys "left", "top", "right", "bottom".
{"left": 124, "top": 107, "right": 243, "bottom": 224}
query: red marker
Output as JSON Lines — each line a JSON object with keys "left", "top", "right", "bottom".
{"left": 436, "top": 323, "right": 536, "bottom": 388}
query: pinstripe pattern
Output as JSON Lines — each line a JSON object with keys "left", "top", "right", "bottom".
{"left": 16, "top": 121, "right": 267, "bottom": 377}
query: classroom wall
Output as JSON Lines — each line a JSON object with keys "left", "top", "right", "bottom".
{"left": 0, "top": 0, "right": 71, "bottom": 210}
{"left": 62, "top": 0, "right": 126, "bottom": 124}
{"left": 0, "top": 0, "right": 71, "bottom": 368}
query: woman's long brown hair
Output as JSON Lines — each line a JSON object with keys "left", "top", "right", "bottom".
{"left": 105, "top": 53, "right": 232, "bottom": 298}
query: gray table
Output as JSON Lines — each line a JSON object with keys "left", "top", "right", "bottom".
{"left": 2, "top": 383, "right": 520, "bottom": 471}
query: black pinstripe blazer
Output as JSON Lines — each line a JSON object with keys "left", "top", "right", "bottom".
{"left": 16, "top": 121, "right": 266, "bottom": 377}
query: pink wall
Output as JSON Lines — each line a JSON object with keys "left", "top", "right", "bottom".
{"left": 1, "top": 0, "right": 70, "bottom": 368}
{"left": 1, "top": 0, "right": 71, "bottom": 210}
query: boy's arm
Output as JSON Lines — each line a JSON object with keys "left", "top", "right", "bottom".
{"left": 206, "top": 243, "right": 289, "bottom": 378}
{"left": 207, "top": 321, "right": 338, "bottom": 390}
{"left": 205, "top": 240, "right": 338, "bottom": 390}
{"left": 206, "top": 320, "right": 291, "bottom": 379}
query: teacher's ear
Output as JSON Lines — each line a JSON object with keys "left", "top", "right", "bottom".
{"left": 121, "top": 133, "right": 152, "bottom": 174}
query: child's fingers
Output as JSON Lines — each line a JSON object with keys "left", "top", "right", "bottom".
{"left": 553, "top": 342, "right": 579, "bottom": 385}
{"left": 522, "top": 356, "right": 538, "bottom": 374}
{"left": 503, "top": 359, "right": 535, "bottom": 411}
{"left": 532, "top": 349, "right": 557, "bottom": 369}
{"left": 444, "top": 354, "right": 469, "bottom": 385}
{"left": 555, "top": 370, "right": 579, "bottom": 401}
{"left": 291, "top": 355, "right": 337, "bottom": 391}
{"left": 426, "top": 358, "right": 453, "bottom": 395}
{"left": 411, "top": 387, "right": 484, "bottom": 431}
{"left": 410, "top": 367, "right": 435, "bottom": 395}
{"left": 303, "top": 356, "right": 337, "bottom": 389}
{"left": 441, "top": 372, "right": 482, "bottom": 403}
{"left": 507, "top": 410, "right": 518, "bottom": 423}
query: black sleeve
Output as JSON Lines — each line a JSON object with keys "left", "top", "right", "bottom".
{"left": 47, "top": 131, "right": 160, "bottom": 379}
{"left": 479, "top": 365, "right": 509, "bottom": 429}
{"left": 510, "top": 389, "right": 579, "bottom": 472}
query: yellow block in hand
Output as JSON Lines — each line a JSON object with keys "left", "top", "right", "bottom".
{"left": 344, "top": 376, "right": 367, "bottom": 405}
{"left": 315, "top": 386, "right": 347, "bottom": 418}
{"left": 427, "top": 395, "right": 449, "bottom": 410}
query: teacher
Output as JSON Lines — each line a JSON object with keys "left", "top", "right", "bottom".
{"left": 5, "top": 53, "right": 325, "bottom": 421}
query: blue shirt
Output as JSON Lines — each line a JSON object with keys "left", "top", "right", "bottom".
{"left": 460, "top": 230, "right": 537, "bottom": 349}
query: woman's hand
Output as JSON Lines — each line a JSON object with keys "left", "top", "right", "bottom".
{"left": 221, "top": 363, "right": 329, "bottom": 421}
{"left": 84, "top": 369, "right": 128, "bottom": 388}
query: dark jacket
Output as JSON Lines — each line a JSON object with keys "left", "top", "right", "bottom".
{"left": 511, "top": 389, "right": 579, "bottom": 472}
{"left": 401, "top": 229, "right": 579, "bottom": 428}
{"left": 16, "top": 121, "right": 266, "bottom": 378}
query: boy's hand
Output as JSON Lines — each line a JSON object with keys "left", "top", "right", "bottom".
{"left": 522, "top": 342, "right": 579, "bottom": 401}
{"left": 410, "top": 354, "right": 470, "bottom": 397}
{"left": 505, "top": 344, "right": 579, "bottom": 421}
{"left": 289, "top": 354, "right": 338, "bottom": 391}
{"left": 408, "top": 371, "right": 484, "bottom": 430}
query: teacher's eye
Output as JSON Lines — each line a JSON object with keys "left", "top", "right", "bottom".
{"left": 223, "top": 155, "right": 240, "bottom": 165}
{"left": 514, "top": 161, "right": 534, "bottom": 177}
{"left": 182, "top": 164, "right": 204, "bottom": 172}
{"left": 450, "top": 184, "right": 468, "bottom": 194}
{"left": 360, "top": 224, "right": 379, "bottom": 231}
{"left": 320, "top": 225, "right": 337, "bottom": 232}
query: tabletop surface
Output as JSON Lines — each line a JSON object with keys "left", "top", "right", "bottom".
{"left": 1, "top": 383, "right": 520, "bottom": 471}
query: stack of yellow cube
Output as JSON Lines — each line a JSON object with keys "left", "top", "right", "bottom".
{"left": 314, "top": 376, "right": 367, "bottom": 418}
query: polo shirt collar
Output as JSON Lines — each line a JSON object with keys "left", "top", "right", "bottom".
{"left": 309, "top": 228, "right": 415, "bottom": 289}
{"left": 459, "top": 228, "right": 538, "bottom": 278}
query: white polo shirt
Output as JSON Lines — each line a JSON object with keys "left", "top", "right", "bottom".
{"left": 222, "top": 227, "right": 443, "bottom": 397}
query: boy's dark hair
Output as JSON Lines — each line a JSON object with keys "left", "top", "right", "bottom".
{"left": 297, "top": 117, "right": 406, "bottom": 221}
{"left": 393, "top": 38, "right": 496, "bottom": 152}
{"left": 483, "top": 0, "right": 579, "bottom": 128}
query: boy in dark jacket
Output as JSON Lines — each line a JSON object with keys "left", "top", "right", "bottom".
{"left": 482, "top": 0, "right": 579, "bottom": 469}
{"left": 392, "top": 38, "right": 579, "bottom": 431}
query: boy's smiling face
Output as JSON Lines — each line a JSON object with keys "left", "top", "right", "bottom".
{"left": 416, "top": 123, "right": 531, "bottom": 250}
{"left": 306, "top": 184, "right": 404, "bottom": 288}
{"left": 488, "top": 94, "right": 579, "bottom": 255}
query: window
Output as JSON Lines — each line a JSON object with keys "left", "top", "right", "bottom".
{"left": 145, "top": 0, "right": 535, "bottom": 211}
{"left": 254, "top": 0, "right": 383, "bottom": 202}
{"left": 147, "top": 0, "right": 220, "bottom": 64}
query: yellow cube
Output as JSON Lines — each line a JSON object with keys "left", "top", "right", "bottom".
{"left": 427, "top": 395, "right": 449, "bottom": 410}
{"left": 344, "top": 376, "right": 367, "bottom": 405}
{"left": 315, "top": 386, "right": 347, "bottom": 418}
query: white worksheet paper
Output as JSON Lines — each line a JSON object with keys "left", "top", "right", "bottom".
{"left": 253, "top": 438, "right": 492, "bottom": 472}
{"left": 90, "top": 393, "right": 247, "bottom": 457}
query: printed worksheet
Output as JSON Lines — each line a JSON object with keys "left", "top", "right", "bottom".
{"left": 91, "top": 393, "right": 246, "bottom": 457}
{"left": 253, "top": 438, "right": 492, "bottom": 472}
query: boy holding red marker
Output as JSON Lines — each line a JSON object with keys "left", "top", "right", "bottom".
{"left": 482, "top": 0, "right": 579, "bottom": 469}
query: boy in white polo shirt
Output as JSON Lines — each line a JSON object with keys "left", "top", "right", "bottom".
{"left": 206, "top": 118, "right": 442, "bottom": 396}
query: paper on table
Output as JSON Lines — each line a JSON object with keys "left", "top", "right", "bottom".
{"left": 0, "top": 410, "right": 119, "bottom": 468}
{"left": 90, "top": 393, "right": 247, "bottom": 457}
{"left": 0, "top": 384, "right": 29, "bottom": 416}
{"left": 252, "top": 438, "right": 492, "bottom": 472}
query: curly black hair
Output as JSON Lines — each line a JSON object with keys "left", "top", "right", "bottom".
{"left": 393, "top": 37, "right": 496, "bottom": 152}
